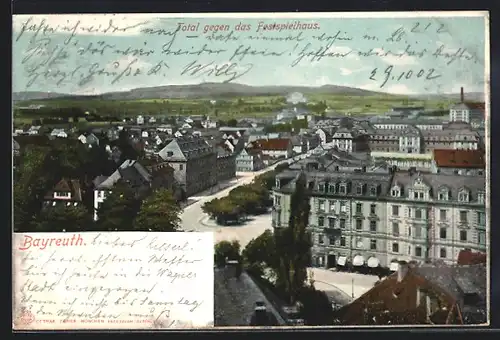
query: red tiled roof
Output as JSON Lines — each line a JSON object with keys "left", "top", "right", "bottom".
{"left": 457, "top": 250, "right": 487, "bottom": 265}
{"left": 433, "top": 149, "right": 485, "bottom": 168}
{"left": 255, "top": 138, "right": 291, "bottom": 151}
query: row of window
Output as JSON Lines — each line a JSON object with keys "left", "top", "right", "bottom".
{"left": 317, "top": 235, "right": 486, "bottom": 257}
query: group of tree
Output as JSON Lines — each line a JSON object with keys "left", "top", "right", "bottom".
{"left": 202, "top": 163, "right": 291, "bottom": 225}
{"left": 241, "top": 173, "right": 333, "bottom": 325}
{"left": 202, "top": 182, "right": 271, "bottom": 225}
{"left": 14, "top": 135, "right": 180, "bottom": 233}
{"left": 264, "top": 118, "right": 308, "bottom": 133}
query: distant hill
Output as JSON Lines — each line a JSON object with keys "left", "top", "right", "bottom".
{"left": 13, "top": 83, "right": 390, "bottom": 102}
{"left": 13, "top": 83, "right": 486, "bottom": 102}
{"left": 13, "top": 91, "right": 72, "bottom": 102}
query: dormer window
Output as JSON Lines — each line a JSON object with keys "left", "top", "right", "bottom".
{"left": 339, "top": 183, "right": 347, "bottom": 194}
{"left": 370, "top": 185, "right": 378, "bottom": 196}
{"left": 275, "top": 179, "right": 281, "bottom": 189}
{"left": 318, "top": 183, "right": 325, "bottom": 192}
{"left": 391, "top": 187, "right": 400, "bottom": 197}
{"left": 458, "top": 189, "right": 470, "bottom": 202}
{"left": 438, "top": 188, "right": 449, "bottom": 201}
{"left": 328, "top": 184, "right": 336, "bottom": 193}
{"left": 356, "top": 184, "right": 365, "bottom": 195}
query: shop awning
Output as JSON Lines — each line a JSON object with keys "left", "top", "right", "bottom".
{"left": 390, "top": 262, "right": 399, "bottom": 272}
{"left": 352, "top": 255, "right": 365, "bottom": 267}
{"left": 367, "top": 257, "right": 380, "bottom": 268}
{"left": 337, "top": 256, "right": 347, "bottom": 266}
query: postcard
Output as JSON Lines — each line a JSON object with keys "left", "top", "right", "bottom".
{"left": 12, "top": 12, "right": 489, "bottom": 329}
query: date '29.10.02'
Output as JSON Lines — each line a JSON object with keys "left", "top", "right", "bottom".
{"left": 369, "top": 65, "right": 441, "bottom": 89}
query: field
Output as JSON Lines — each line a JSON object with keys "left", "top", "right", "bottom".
{"left": 13, "top": 93, "right": 454, "bottom": 127}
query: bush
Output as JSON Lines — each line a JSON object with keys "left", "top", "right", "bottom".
{"left": 214, "top": 240, "right": 241, "bottom": 268}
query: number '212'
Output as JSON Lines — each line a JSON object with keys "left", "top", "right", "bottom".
{"left": 369, "top": 65, "right": 441, "bottom": 88}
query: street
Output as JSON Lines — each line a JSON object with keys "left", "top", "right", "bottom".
{"left": 181, "top": 155, "right": 376, "bottom": 307}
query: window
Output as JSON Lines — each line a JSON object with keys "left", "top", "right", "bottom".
{"left": 339, "top": 219, "right": 346, "bottom": 229}
{"left": 97, "top": 191, "right": 103, "bottom": 198}
{"left": 415, "top": 226, "right": 422, "bottom": 238}
{"left": 329, "top": 236, "right": 335, "bottom": 245}
{"left": 370, "top": 186, "right": 377, "bottom": 195}
{"left": 329, "top": 200, "right": 336, "bottom": 212}
{"left": 319, "top": 199, "right": 325, "bottom": 211}
{"left": 356, "top": 203, "right": 363, "bottom": 214}
{"left": 440, "top": 248, "right": 447, "bottom": 258}
{"left": 167, "top": 151, "right": 174, "bottom": 157}
{"left": 438, "top": 192, "right": 447, "bottom": 200}
{"left": 478, "top": 232, "right": 486, "bottom": 246}
{"left": 370, "top": 239, "right": 377, "bottom": 250}
{"left": 340, "top": 236, "right": 346, "bottom": 247}
{"left": 274, "top": 196, "right": 281, "bottom": 206}
{"left": 370, "top": 221, "right": 377, "bottom": 232}
{"left": 318, "top": 184, "right": 325, "bottom": 192}
{"left": 318, "top": 216, "right": 325, "bottom": 227}
{"left": 370, "top": 204, "right": 376, "bottom": 215}
{"left": 460, "top": 211, "right": 468, "bottom": 223}
{"left": 440, "top": 227, "right": 447, "bottom": 239}
{"left": 478, "top": 192, "right": 485, "bottom": 204}
{"left": 460, "top": 230, "right": 467, "bottom": 242}
{"left": 392, "top": 223, "right": 400, "bottom": 237}
{"left": 415, "top": 209, "right": 422, "bottom": 219}
{"left": 392, "top": 205, "right": 399, "bottom": 216}
{"left": 458, "top": 191, "right": 469, "bottom": 202}
{"left": 339, "top": 184, "right": 347, "bottom": 194}
{"left": 356, "top": 219, "right": 363, "bottom": 231}
{"left": 329, "top": 184, "right": 336, "bottom": 193}
{"left": 392, "top": 243, "right": 399, "bottom": 253}
{"left": 415, "top": 246, "right": 422, "bottom": 257}
{"left": 179, "top": 164, "right": 183, "bottom": 170}
{"left": 419, "top": 192, "right": 424, "bottom": 199}
{"left": 328, "top": 217, "right": 335, "bottom": 228}
{"left": 477, "top": 211, "right": 486, "bottom": 225}
{"left": 440, "top": 209, "right": 447, "bottom": 221}
{"left": 340, "top": 201, "right": 347, "bottom": 212}
{"left": 391, "top": 189, "right": 399, "bottom": 197}
{"left": 356, "top": 185, "right": 363, "bottom": 195}
{"left": 414, "top": 192, "right": 419, "bottom": 199}
{"left": 318, "top": 234, "right": 324, "bottom": 244}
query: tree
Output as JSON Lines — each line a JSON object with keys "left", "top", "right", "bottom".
{"left": 297, "top": 286, "right": 334, "bottom": 325}
{"left": 242, "top": 230, "right": 278, "bottom": 275}
{"left": 202, "top": 197, "right": 241, "bottom": 225}
{"left": 274, "top": 172, "right": 312, "bottom": 304}
{"left": 226, "top": 118, "right": 238, "bottom": 127}
{"left": 134, "top": 189, "right": 181, "bottom": 232}
{"left": 214, "top": 240, "right": 241, "bottom": 267}
{"left": 35, "top": 204, "right": 92, "bottom": 232}
{"left": 95, "top": 182, "right": 141, "bottom": 231}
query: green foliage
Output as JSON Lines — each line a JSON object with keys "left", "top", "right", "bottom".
{"left": 214, "top": 240, "right": 241, "bottom": 267}
{"left": 95, "top": 182, "right": 141, "bottom": 231}
{"left": 264, "top": 118, "right": 308, "bottom": 133}
{"left": 274, "top": 172, "right": 312, "bottom": 304}
{"left": 35, "top": 204, "right": 92, "bottom": 232}
{"left": 134, "top": 189, "right": 181, "bottom": 232}
{"left": 242, "top": 229, "right": 278, "bottom": 271}
{"left": 297, "top": 286, "right": 334, "bottom": 325}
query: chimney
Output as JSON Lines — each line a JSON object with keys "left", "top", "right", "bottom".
{"left": 397, "top": 260, "right": 409, "bottom": 282}
{"left": 460, "top": 87, "right": 464, "bottom": 103}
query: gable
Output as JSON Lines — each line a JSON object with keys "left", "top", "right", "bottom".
{"left": 158, "top": 140, "right": 187, "bottom": 161}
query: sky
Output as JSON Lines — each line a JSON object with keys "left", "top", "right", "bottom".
{"left": 12, "top": 12, "right": 488, "bottom": 96}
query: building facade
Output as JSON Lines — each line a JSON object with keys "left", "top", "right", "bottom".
{"left": 272, "top": 167, "right": 486, "bottom": 269}
{"left": 236, "top": 148, "right": 265, "bottom": 172}
{"left": 158, "top": 135, "right": 217, "bottom": 196}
